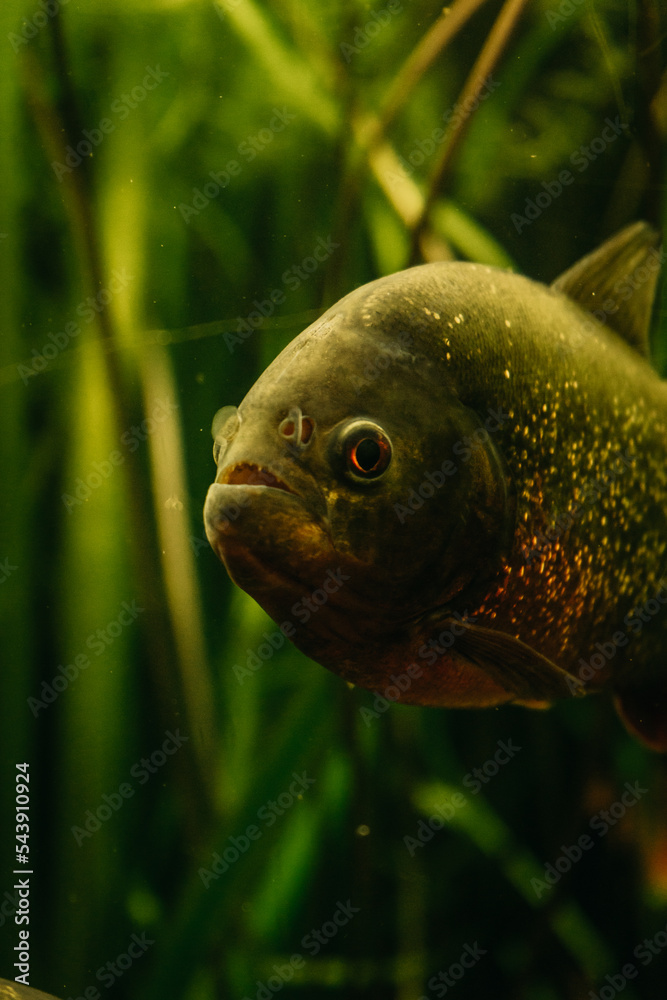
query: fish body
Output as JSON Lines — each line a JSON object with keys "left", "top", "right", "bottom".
{"left": 204, "top": 223, "right": 667, "bottom": 749}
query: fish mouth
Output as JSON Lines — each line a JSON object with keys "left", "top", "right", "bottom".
{"left": 218, "top": 461, "right": 296, "bottom": 495}
{"left": 203, "top": 467, "right": 331, "bottom": 599}
{"left": 204, "top": 461, "right": 307, "bottom": 567}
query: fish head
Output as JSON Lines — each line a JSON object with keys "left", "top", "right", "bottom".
{"left": 204, "top": 292, "right": 514, "bottom": 675}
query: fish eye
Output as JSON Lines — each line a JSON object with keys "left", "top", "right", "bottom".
{"left": 332, "top": 420, "right": 392, "bottom": 483}
{"left": 350, "top": 437, "right": 384, "bottom": 473}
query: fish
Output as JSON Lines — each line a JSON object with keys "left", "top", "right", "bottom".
{"left": 0, "top": 979, "right": 62, "bottom": 1000}
{"left": 204, "top": 222, "right": 667, "bottom": 751}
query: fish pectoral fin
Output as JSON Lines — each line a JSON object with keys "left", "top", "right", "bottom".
{"left": 613, "top": 685, "right": 667, "bottom": 753}
{"left": 443, "top": 620, "right": 579, "bottom": 702}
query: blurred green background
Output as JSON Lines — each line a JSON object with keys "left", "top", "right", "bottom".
{"left": 1, "top": 0, "right": 667, "bottom": 997}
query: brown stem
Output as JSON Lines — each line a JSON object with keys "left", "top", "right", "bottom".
{"left": 374, "top": 0, "right": 491, "bottom": 144}
{"left": 325, "top": 0, "right": 490, "bottom": 299}
{"left": 408, "top": 0, "right": 531, "bottom": 264}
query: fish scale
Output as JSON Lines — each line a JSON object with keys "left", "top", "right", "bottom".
{"left": 449, "top": 278, "right": 666, "bottom": 709}
{"left": 204, "top": 222, "right": 667, "bottom": 750}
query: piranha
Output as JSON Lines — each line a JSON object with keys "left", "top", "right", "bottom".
{"left": 204, "top": 222, "right": 667, "bottom": 751}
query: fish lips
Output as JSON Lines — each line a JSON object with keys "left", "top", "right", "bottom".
{"left": 203, "top": 463, "right": 333, "bottom": 597}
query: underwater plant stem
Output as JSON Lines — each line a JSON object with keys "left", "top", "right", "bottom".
{"left": 408, "top": 0, "right": 531, "bottom": 264}
{"left": 374, "top": 0, "right": 490, "bottom": 143}
{"left": 325, "top": 0, "right": 489, "bottom": 299}
{"left": 21, "top": 28, "right": 218, "bottom": 834}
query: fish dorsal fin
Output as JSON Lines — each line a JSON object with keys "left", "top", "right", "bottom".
{"left": 551, "top": 221, "right": 662, "bottom": 356}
